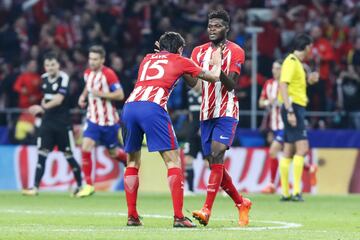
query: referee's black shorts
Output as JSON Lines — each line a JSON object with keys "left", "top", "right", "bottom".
{"left": 37, "top": 122, "right": 74, "bottom": 153}
{"left": 281, "top": 103, "right": 308, "bottom": 143}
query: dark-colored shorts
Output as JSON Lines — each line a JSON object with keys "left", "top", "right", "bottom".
{"left": 281, "top": 103, "right": 308, "bottom": 143}
{"left": 184, "top": 111, "right": 202, "bottom": 158}
{"left": 121, "top": 101, "right": 178, "bottom": 153}
{"left": 37, "top": 122, "right": 74, "bottom": 153}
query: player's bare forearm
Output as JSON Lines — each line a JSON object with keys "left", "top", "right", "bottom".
{"left": 94, "top": 89, "right": 124, "bottom": 101}
{"left": 81, "top": 87, "right": 88, "bottom": 98}
{"left": 220, "top": 71, "right": 238, "bottom": 91}
{"left": 279, "top": 82, "right": 292, "bottom": 110}
{"left": 42, "top": 94, "right": 65, "bottom": 110}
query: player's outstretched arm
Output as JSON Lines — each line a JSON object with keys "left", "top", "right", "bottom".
{"left": 91, "top": 88, "right": 124, "bottom": 101}
{"left": 78, "top": 88, "right": 88, "bottom": 108}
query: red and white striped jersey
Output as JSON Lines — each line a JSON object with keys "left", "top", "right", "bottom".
{"left": 191, "top": 41, "right": 245, "bottom": 121}
{"left": 126, "top": 51, "right": 202, "bottom": 110}
{"left": 84, "top": 66, "right": 121, "bottom": 126}
{"left": 260, "top": 79, "right": 284, "bottom": 131}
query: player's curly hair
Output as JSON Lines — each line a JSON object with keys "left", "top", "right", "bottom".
{"left": 159, "top": 32, "right": 185, "bottom": 54}
{"left": 208, "top": 9, "right": 230, "bottom": 27}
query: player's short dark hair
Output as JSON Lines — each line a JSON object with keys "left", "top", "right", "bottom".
{"left": 43, "top": 52, "right": 59, "bottom": 62}
{"left": 89, "top": 45, "right": 106, "bottom": 58}
{"left": 291, "top": 34, "right": 313, "bottom": 51}
{"left": 158, "top": 32, "right": 185, "bottom": 54}
{"left": 208, "top": 9, "right": 230, "bottom": 27}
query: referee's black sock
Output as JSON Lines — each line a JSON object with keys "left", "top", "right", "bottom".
{"left": 186, "top": 168, "right": 194, "bottom": 192}
{"left": 66, "top": 156, "right": 83, "bottom": 188}
{"left": 34, "top": 153, "right": 47, "bottom": 188}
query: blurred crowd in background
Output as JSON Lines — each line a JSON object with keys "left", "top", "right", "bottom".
{"left": 1, "top": 0, "right": 360, "bottom": 144}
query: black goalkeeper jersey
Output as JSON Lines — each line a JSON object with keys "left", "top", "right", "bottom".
{"left": 41, "top": 71, "right": 71, "bottom": 126}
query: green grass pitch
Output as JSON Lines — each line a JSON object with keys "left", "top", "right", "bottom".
{"left": 0, "top": 192, "right": 359, "bottom": 240}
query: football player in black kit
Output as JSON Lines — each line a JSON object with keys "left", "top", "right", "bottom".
{"left": 22, "top": 52, "right": 83, "bottom": 196}
{"left": 183, "top": 84, "right": 202, "bottom": 195}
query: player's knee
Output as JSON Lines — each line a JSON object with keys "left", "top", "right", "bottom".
{"left": 108, "top": 149, "right": 116, "bottom": 158}
{"left": 269, "top": 149, "right": 277, "bottom": 158}
{"left": 82, "top": 138, "right": 95, "bottom": 152}
{"left": 64, "top": 151, "right": 73, "bottom": 159}
{"left": 127, "top": 151, "right": 141, "bottom": 168}
{"left": 296, "top": 145, "right": 309, "bottom": 156}
{"left": 210, "top": 150, "right": 225, "bottom": 164}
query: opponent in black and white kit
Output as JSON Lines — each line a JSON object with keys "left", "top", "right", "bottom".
{"left": 22, "top": 52, "right": 82, "bottom": 196}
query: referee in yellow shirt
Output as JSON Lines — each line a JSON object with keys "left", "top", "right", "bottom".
{"left": 279, "top": 34, "right": 319, "bottom": 202}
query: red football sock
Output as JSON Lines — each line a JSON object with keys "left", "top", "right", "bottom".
{"left": 167, "top": 168, "right": 184, "bottom": 219}
{"left": 124, "top": 167, "right": 139, "bottom": 218}
{"left": 82, "top": 151, "right": 92, "bottom": 185}
{"left": 115, "top": 148, "right": 127, "bottom": 165}
{"left": 270, "top": 157, "right": 279, "bottom": 183}
{"left": 204, "top": 164, "right": 224, "bottom": 211}
{"left": 221, "top": 168, "right": 243, "bottom": 205}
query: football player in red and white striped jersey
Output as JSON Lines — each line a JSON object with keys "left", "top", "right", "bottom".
{"left": 259, "top": 60, "right": 284, "bottom": 194}
{"left": 76, "top": 46, "right": 127, "bottom": 197}
{"left": 191, "top": 10, "right": 252, "bottom": 227}
{"left": 122, "top": 32, "right": 223, "bottom": 227}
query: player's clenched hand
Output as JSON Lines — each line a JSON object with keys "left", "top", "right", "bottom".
{"left": 209, "top": 47, "right": 222, "bottom": 66}
{"left": 287, "top": 113, "right": 297, "bottom": 127}
{"left": 308, "top": 72, "right": 319, "bottom": 84}
{"left": 28, "top": 105, "right": 44, "bottom": 116}
{"left": 78, "top": 94, "right": 87, "bottom": 108}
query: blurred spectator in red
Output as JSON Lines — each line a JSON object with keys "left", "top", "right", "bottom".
{"left": 325, "top": 11, "right": 352, "bottom": 69}
{"left": 308, "top": 25, "right": 335, "bottom": 111}
{"left": 13, "top": 60, "right": 42, "bottom": 109}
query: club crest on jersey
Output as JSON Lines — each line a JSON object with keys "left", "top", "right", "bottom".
{"left": 52, "top": 83, "right": 59, "bottom": 91}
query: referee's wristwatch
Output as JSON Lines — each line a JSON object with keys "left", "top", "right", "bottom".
{"left": 286, "top": 108, "right": 294, "bottom": 115}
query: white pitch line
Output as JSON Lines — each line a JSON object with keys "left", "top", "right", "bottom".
{"left": 0, "top": 209, "right": 302, "bottom": 231}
